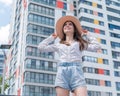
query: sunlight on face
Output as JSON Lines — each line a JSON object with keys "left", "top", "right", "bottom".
{"left": 63, "top": 21, "right": 74, "bottom": 35}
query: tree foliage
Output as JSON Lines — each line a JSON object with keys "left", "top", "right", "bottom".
{"left": 0, "top": 76, "right": 9, "bottom": 94}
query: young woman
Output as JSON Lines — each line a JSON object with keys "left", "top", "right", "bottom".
{"left": 38, "top": 16, "right": 101, "bottom": 96}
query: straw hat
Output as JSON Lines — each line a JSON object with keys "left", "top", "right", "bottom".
{"left": 56, "top": 15, "right": 84, "bottom": 39}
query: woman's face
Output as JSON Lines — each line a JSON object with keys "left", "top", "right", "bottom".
{"left": 63, "top": 21, "right": 74, "bottom": 35}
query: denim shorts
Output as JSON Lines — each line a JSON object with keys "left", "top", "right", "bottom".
{"left": 55, "top": 62, "right": 86, "bottom": 92}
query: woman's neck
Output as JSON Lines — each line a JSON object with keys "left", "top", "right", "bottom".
{"left": 65, "top": 36, "right": 75, "bottom": 44}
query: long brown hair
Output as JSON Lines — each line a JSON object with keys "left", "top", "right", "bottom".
{"left": 60, "top": 21, "right": 89, "bottom": 51}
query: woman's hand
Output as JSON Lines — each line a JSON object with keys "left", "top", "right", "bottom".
{"left": 81, "top": 30, "right": 88, "bottom": 36}
{"left": 52, "top": 32, "right": 58, "bottom": 39}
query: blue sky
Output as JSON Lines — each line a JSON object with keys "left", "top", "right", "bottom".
{"left": 0, "top": 0, "right": 13, "bottom": 44}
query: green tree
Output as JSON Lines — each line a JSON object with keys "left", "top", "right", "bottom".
{"left": 0, "top": 76, "right": 9, "bottom": 94}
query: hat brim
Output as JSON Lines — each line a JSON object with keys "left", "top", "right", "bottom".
{"left": 56, "top": 15, "right": 83, "bottom": 39}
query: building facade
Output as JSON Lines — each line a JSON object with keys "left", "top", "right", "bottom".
{"left": 0, "top": 51, "right": 4, "bottom": 77}
{"left": 6, "top": 0, "right": 73, "bottom": 96}
{"left": 77, "top": 0, "right": 120, "bottom": 96}
{"left": 6, "top": 0, "right": 120, "bottom": 96}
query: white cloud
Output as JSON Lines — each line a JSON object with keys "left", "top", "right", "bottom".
{"left": 0, "top": 0, "right": 13, "bottom": 6}
{"left": 0, "top": 24, "right": 10, "bottom": 44}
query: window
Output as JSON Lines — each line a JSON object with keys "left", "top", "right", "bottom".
{"left": 97, "top": 4, "right": 102, "bottom": 9}
{"left": 106, "top": 0, "right": 120, "bottom": 7}
{"left": 23, "top": 85, "right": 56, "bottom": 95}
{"left": 110, "top": 32, "right": 120, "bottom": 38}
{"left": 114, "top": 71, "right": 120, "bottom": 77}
{"left": 102, "top": 49, "right": 108, "bottom": 54}
{"left": 62, "top": 11, "right": 66, "bottom": 16}
{"left": 98, "top": 12, "right": 103, "bottom": 17}
{"left": 101, "top": 39, "right": 106, "bottom": 44}
{"left": 117, "top": 93, "right": 120, "bottom": 96}
{"left": 25, "top": 71, "right": 56, "bottom": 85}
{"left": 27, "top": 24, "right": 54, "bottom": 36}
{"left": 112, "top": 51, "right": 120, "bottom": 59}
{"left": 105, "top": 81, "right": 111, "bottom": 87}
{"left": 63, "top": 3, "right": 67, "bottom": 10}
{"left": 86, "top": 78, "right": 100, "bottom": 86}
{"left": 82, "top": 26, "right": 105, "bottom": 35}
{"left": 107, "top": 7, "right": 120, "bottom": 16}
{"left": 106, "top": 92, "right": 112, "bottom": 96}
{"left": 28, "top": 14, "right": 54, "bottom": 26}
{"left": 116, "top": 82, "right": 120, "bottom": 91}
{"left": 25, "top": 59, "right": 31, "bottom": 68}
{"left": 103, "top": 59, "right": 109, "bottom": 64}
{"left": 28, "top": 14, "right": 33, "bottom": 21}
{"left": 108, "top": 15, "right": 120, "bottom": 22}
{"left": 99, "top": 21, "right": 104, "bottom": 26}
{"left": 74, "top": 10, "right": 77, "bottom": 16}
{"left": 88, "top": 91, "right": 101, "bottom": 96}
{"left": 104, "top": 70, "right": 110, "bottom": 75}
{"left": 111, "top": 42, "right": 120, "bottom": 48}
{"left": 114, "top": 61, "right": 120, "bottom": 69}
{"left": 31, "top": 59, "right": 36, "bottom": 69}
{"left": 80, "top": 17, "right": 104, "bottom": 26}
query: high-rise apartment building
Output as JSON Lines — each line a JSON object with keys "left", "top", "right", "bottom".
{"left": 0, "top": 51, "right": 4, "bottom": 77}
{"left": 77, "top": 0, "right": 120, "bottom": 96}
{"left": 6, "top": 0, "right": 120, "bottom": 96}
{"left": 6, "top": 0, "right": 73, "bottom": 96}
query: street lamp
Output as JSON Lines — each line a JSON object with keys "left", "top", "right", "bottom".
{"left": 0, "top": 44, "right": 11, "bottom": 95}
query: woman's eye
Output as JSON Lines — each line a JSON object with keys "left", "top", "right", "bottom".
{"left": 64, "top": 23, "right": 67, "bottom": 26}
{"left": 64, "top": 22, "right": 73, "bottom": 26}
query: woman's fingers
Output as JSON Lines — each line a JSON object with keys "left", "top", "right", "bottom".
{"left": 52, "top": 32, "right": 58, "bottom": 39}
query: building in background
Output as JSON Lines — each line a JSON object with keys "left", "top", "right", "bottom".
{"left": 0, "top": 51, "right": 4, "bottom": 77}
{"left": 6, "top": 0, "right": 73, "bottom": 96}
{"left": 6, "top": 0, "right": 120, "bottom": 96}
{"left": 77, "top": 0, "right": 120, "bottom": 96}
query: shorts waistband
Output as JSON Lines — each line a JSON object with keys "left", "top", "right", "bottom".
{"left": 58, "top": 61, "right": 81, "bottom": 67}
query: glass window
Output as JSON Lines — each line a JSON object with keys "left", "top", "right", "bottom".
{"left": 104, "top": 70, "right": 110, "bottom": 75}
{"left": 30, "top": 86, "right": 35, "bottom": 93}
{"left": 113, "top": 61, "right": 120, "bottom": 69}
{"left": 105, "top": 81, "right": 111, "bottom": 87}
{"left": 63, "top": 3, "right": 67, "bottom": 10}
{"left": 25, "top": 59, "right": 31, "bottom": 68}
{"left": 31, "top": 59, "right": 36, "bottom": 69}
{"left": 102, "top": 49, "right": 108, "bottom": 54}
{"left": 98, "top": 12, "right": 103, "bottom": 17}
{"left": 26, "top": 72, "right": 30, "bottom": 82}
{"left": 97, "top": 4, "right": 102, "bottom": 9}
{"left": 100, "top": 30, "right": 105, "bottom": 35}
{"left": 34, "top": 15, "right": 38, "bottom": 22}
{"left": 117, "top": 93, "right": 120, "bottom": 96}
{"left": 42, "top": 7, "right": 46, "bottom": 14}
{"left": 36, "top": 60, "right": 40, "bottom": 69}
{"left": 34, "top": 5, "right": 37, "bottom": 12}
{"left": 88, "top": 67, "right": 93, "bottom": 73}
{"left": 40, "top": 73, "right": 44, "bottom": 82}
{"left": 35, "top": 86, "right": 39, "bottom": 93}
{"left": 28, "top": 14, "right": 33, "bottom": 21}
{"left": 114, "top": 71, "right": 119, "bottom": 77}
{"left": 116, "top": 82, "right": 120, "bottom": 91}
{"left": 103, "top": 59, "right": 109, "bottom": 64}
{"left": 99, "top": 21, "right": 104, "bottom": 26}
{"left": 105, "top": 92, "right": 112, "bottom": 96}
{"left": 101, "top": 39, "right": 106, "bottom": 44}
{"left": 62, "top": 11, "right": 66, "bottom": 16}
